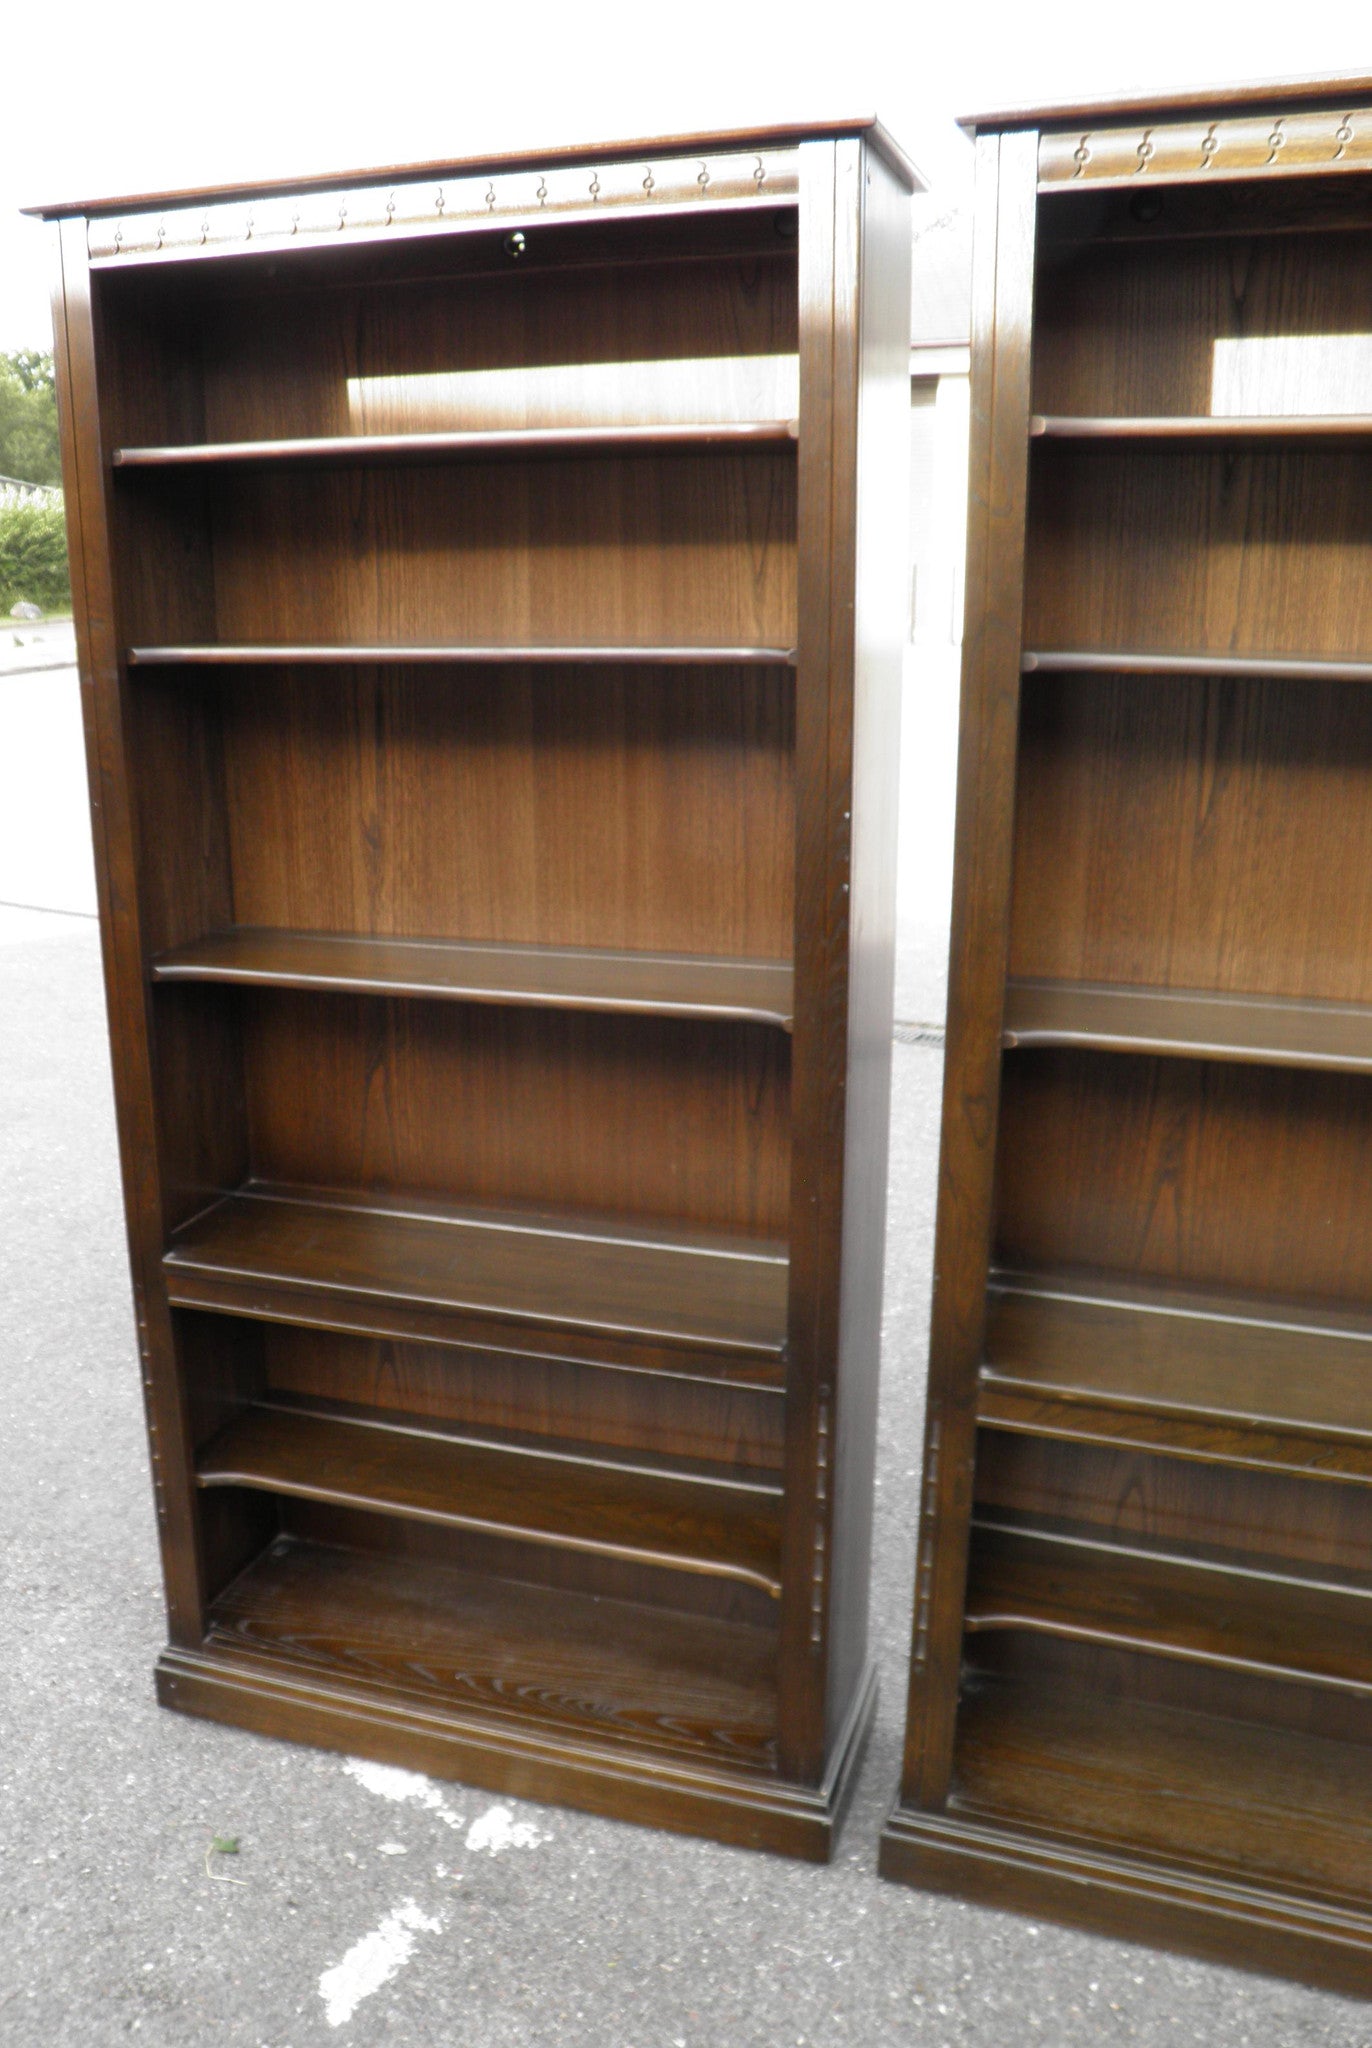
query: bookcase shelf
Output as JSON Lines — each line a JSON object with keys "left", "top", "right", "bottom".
{"left": 965, "top": 1520, "right": 1372, "bottom": 1696}
{"left": 882, "top": 76, "right": 1372, "bottom": 1990}
{"left": 1021, "top": 649, "right": 1372, "bottom": 681}
{"left": 48, "top": 120, "right": 910, "bottom": 1858}
{"left": 194, "top": 1536, "right": 782, "bottom": 1777}
{"left": 164, "top": 1185, "right": 790, "bottom": 1358}
{"left": 114, "top": 422, "right": 800, "bottom": 468}
{"left": 128, "top": 643, "right": 799, "bottom": 667}
{"left": 1031, "top": 413, "right": 1372, "bottom": 442}
{"left": 1002, "top": 979, "right": 1372, "bottom": 1073}
{"left": 979, "top": 1274, "right": 1372, "bottom": 1483}
{"left": 152, "top": 930, "right": 795, "bottom": 1029}
{"left": 198, "top": 1403, "right": 784, "bottom": 1595}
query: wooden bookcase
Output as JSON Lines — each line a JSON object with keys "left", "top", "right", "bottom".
{"left": 880, "top": 75, "right": 1372, "bottom": 1986}
{"left": 38, "top": 121, "right": 914, "bottom": 1858}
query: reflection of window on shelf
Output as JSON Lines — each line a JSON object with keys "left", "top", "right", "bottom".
{"left": 1211, "top": 332, "right": 1372, "bottom": 416}
{"left": 345, "top": 356, "right": 801, "bottom": 433}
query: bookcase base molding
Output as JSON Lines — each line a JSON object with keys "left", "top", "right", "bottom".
{"left": 159, "top": 1642, "right": 878, "bottom": 1861}
{"left": 879, "top": 1807, "right": 1372, "bottom": 2002}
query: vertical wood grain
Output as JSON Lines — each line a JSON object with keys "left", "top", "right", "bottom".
{"left": 898, "top": 128, "right": 1039, "bottom": 1809}
{"left": 50, "top": 221, "right": 208, "bottom": 1642}
{"left": 778, "top": 137, "right": 847, "bottom": 1779}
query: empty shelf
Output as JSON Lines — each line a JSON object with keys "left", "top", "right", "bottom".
{"left": 199, "top": 1404, "right": 783, "bottom": 1595}
{"left": 114, "top": 422, "right": 801, "bottom": 467}
{"left": 966, "top": 1522, "right": 1372, "bottom": 1696}
{"left": 205, "top": 1536, "right": 779, "bottom": 1772}
{"left": 952, "top": 1673, "right": 1372, "bottom": 1908}
{"left": 1032, "top": 414, "right": 1372, "bottom": 442}
{"left": 152, "top": 929, "right": 793, "bottom": 1029}
{"left": 1022, "top": 649, "right": 1372, "bottom": 682}
{"left": 163, "top": 1186, "right": 789, "bottom": 1359}
{"left": 1003, "top": 979, "right": 1372, "bottom": 1072}
{"left": 128, "top": 643, "right": 798, "bottom": 667}
{"left": 980, "top": 1277, "right": 1372, "bottom": 1482}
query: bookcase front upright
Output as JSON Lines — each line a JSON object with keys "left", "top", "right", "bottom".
{"left": 41, "top": 123, "right": 913, "bottom": 1857}
{"left": 881, "top": 76, "right": 1372, "bottom": 1987}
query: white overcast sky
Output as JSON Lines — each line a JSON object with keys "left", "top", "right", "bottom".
{"left": 4, "top": 0, "right": 1372, "bottom": 352}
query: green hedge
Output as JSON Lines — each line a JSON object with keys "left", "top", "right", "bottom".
{"left": 0, "top": 496, "right": 71, "bottom": 614}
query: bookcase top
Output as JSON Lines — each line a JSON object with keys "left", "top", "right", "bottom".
{"left": 963, "top": 68, "right": 1372, "bottom": 133}
{"left": 27, "top": 116, "right": 920, "bottom": 219}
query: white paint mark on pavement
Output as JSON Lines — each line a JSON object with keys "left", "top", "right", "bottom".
{"left": 318, "top": 1898, "right": 442, "bottom": 2028}
{"left": 464, "top": 1802, "right": 546, "bottom": 1855}
{"left": 341, "top": 1757, "right": 464, "bottom": 1829}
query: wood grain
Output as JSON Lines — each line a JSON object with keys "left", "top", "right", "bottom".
{"left": 1011, "top": 674, "right": 1372, "bottom": 1003}
{"left": 153, "top": 929, "right": 793, "bottom": 1028}
{"left": 974, "top": 1433, "right": 1372, "bottom": 1582}
{"left": 982, "top": 1278, "right": 1372, "bottom": 1481}
{"left": 1033, "top": 230, "right": 1372, "bottom": 420}
{"left": 255, "top": 1322, "right": 785, "bottom": 1469}
{"left": 198, "top": 1404, "right": 783, "bottom": 1595}
{"left": 997, "top": 1049, "right": 1372, "bottom": 1307}
{"left": 233, "top": 992, "right": 789, "bottom": 1239}
{"left": 165, "top": 1184, "right": 789, "bottom": 1358}
{"left": 207, "top": 1534, "right": 779, "bottom": 1771}
{"left": 213, "top": 663, "right": 793, "bottom": 960}
{"left": 952, "top": 1671, "right": 1372, "bottom": 1909}
{"left": 1003, "top": 978, "right": 1372, "bottom": 1071}
{"left": 1025, "top": 446, "right": 1372, "bottom": 659}
{"left": 966, "top": 1520, "right": 1372, "bottom": 1694}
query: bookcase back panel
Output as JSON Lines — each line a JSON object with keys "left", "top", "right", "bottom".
{"left": 98, "top": 223, "right": 798, "bottom": 446}
{"left": 1025, "top": 446, "right": 1372, "bottom": 657}
{"left": 257, "top": 1324, "right": 785, "bottom": 1471}
{"left": 276, "top": 1499, "right": 777, "bottom": 1628}
{"left": 239, "top": 990, "right": 791, "bottom": 1239}
{"left": 115, "top": 455, "right": 795, "bottom": 650}
{"left": 217, "top": 665, "right": 793, "bottom": 956}
{"left": 1033, "top": 230, "right": 1372, "bottom": 418}
{"left": 967, "top": 1631, "right": 1372, "bottom": 1746}
{"left": 1011, "top": 672, "right": 1372, "bottom": 1000}
{"left": 975, "top": 1434, "right": 1372, "bottom": 1580}
{"left": 204, "top": 256, "right": 798, "bottom": 439}
{"left": 997, "top": 1048, "right": 1372, "bottom": 1306}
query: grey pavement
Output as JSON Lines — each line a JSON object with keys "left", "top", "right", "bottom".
{"left": 2, "top": 910, "right": 1369, "bottom": 2045}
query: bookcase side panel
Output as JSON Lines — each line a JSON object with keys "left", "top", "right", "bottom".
{"left": 50, "top": 220, "right": 210, "bottom": 1643}
{"left": 895, "top": 128, "right": 1039, "bottom": 1810}
{"left": 823, "top": 140, "right": 910, "bottom": 1743}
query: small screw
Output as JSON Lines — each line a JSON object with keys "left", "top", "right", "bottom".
{"left": 1129, "top": 192, "right": 1164, "bottom": 223}
{"left": 504, "top": 230, "right": 527, "bottom": 258}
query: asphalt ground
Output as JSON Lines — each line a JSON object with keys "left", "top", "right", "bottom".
{"left": 2, "top": 908, "right": 1369, "bottom": 2044}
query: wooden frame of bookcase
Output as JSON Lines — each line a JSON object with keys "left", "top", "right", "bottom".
{"left": 881, "top": 75, "right": 1372, "bottom": 1987}
{"left": 38, "top": 120, "right": 914, "bottom": 1859}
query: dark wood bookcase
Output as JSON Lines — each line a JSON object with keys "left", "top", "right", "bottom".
{"left": 37, "top": 121, "right": 913, "bottom": 1857}
{"left": 880, "top": 75, "right": 1372, "bottom": 1986}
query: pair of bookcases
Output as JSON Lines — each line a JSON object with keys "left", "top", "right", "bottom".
{"left": 42, "top": 123, "right": 913, "bottom": 1858}
{"left": 42, "top": 80, "right": 1372, "bottom": 1995}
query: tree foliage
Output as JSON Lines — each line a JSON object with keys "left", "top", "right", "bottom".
{"left": 0, "top": 498, "right": 71, "bottom": 612}
{"left": 0, "top": 350, "right": 61, "bottom": 486}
